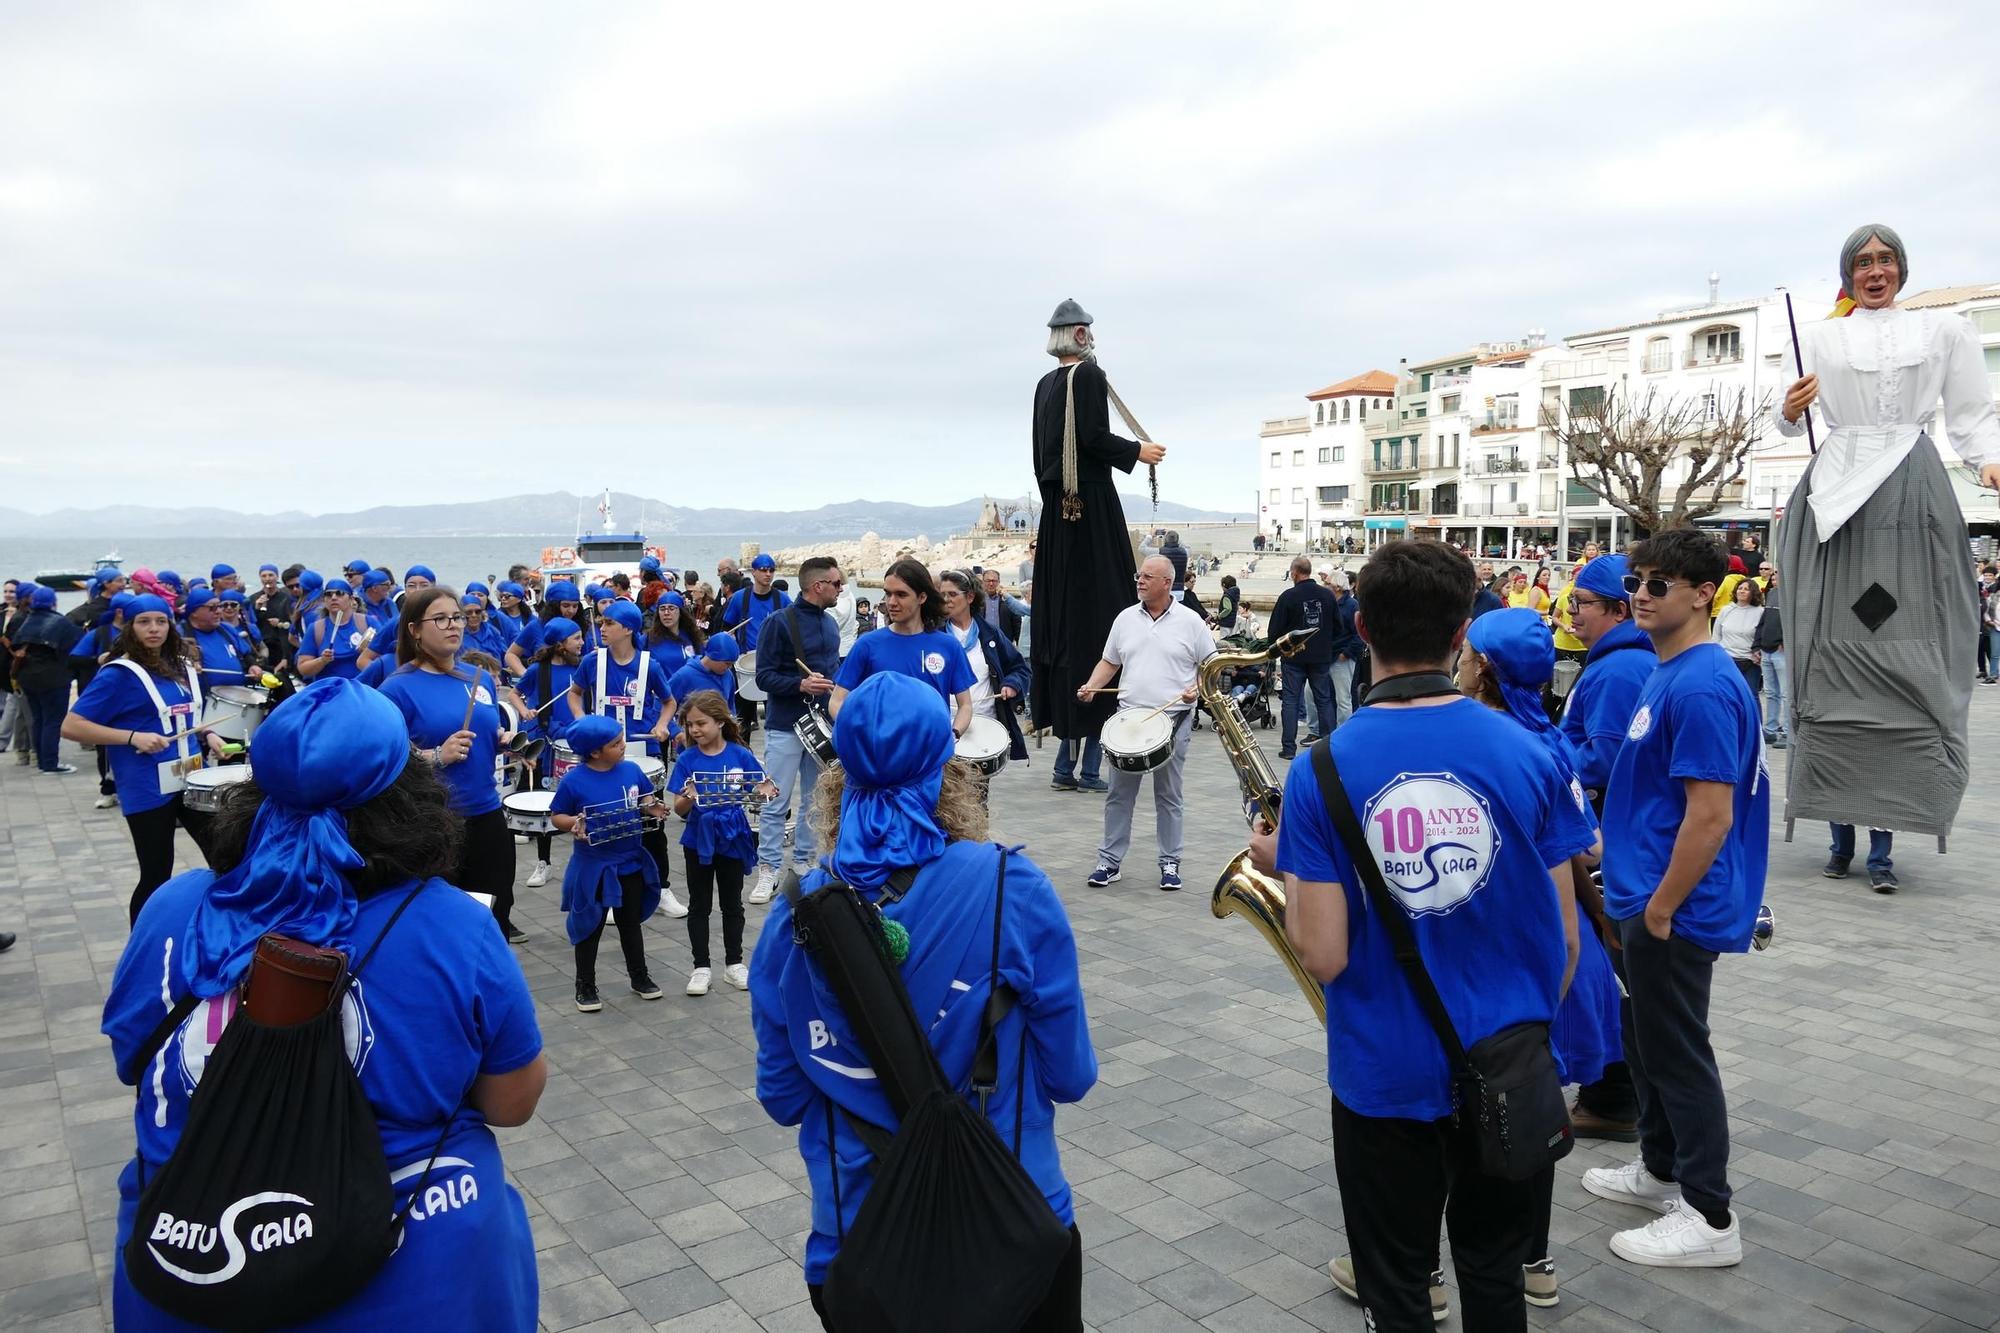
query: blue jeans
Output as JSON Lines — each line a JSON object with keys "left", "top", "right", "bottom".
{"left": 1328, "top": 658, "right": 1356, "bottom": 728}
{"left": 1987, "top": 628, "right": 2000, "bottom": 679}
{"left": 1280, "top": 660, "right": 1335, "bottom": 752}
{"left": 1053, "top": 737, "right": 1101, "bottom": 783}
{"left": 1828, "top": 824, "right": 1892, "bottom": 873}
{"left": 26, "top": 685, "right": 69, "bottom": 771}
{"left": 1760, "top": 648, "right": 1787, "bottom": 737}
{"left": 757, "top": 728, "right": 820, "bottom": 872}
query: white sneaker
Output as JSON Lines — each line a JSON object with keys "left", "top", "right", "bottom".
{"left": 525, "top": 861, "right": 550, "bottom": 888}
{"left": 660, "top": 889, "right": 689, "bottom": 918}
{"left": 748, "top": 870, "right": 779, "bottom": 905}
{"left": 686, "top": 966, "right": 712, "bottom": 997}
{"left": 1582, "top": 1157, "right": 1682, "bottom": 1214}
{"left": 724, "top": 963, "right": 749, "bottom": 990}
{"left": 94, "top": 793, "right": 119, "bottom": 809}
{"left": 1608, "top": 1198, "right": 1742, "bottom": 1267}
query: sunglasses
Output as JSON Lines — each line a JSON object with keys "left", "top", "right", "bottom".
{"left": 1620, "top": 574, "right": 1691, "bottom": 598}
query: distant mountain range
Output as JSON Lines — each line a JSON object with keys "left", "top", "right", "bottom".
{"left": 0, "top": 491, "right": 1245, "bottom": 539}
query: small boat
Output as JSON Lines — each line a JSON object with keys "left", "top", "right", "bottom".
{"left": 34, "top": 552, "right": 122, "bottom": 592}
{"left": 539, "top": 493, "right": 665, "bottom": 590}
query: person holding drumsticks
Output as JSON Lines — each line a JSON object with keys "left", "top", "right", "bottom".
{"left": 747, "top": 557, "right": 844, "bottom": 906}
{"left": 1075, "top": 556, "right": 1215, "bottom": 893}
{"left": 937, "top": 567, "right": 1032, "bottom": 766}
{"left": 377, "top": 586, "right": 523, "bottom": 944}
{"left": 62, "top": 594, "right": 229, "bottom": 922}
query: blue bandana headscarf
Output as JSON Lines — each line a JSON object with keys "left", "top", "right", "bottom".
{"left": 182, "top": 589, "right": 216, "bottom": 615}
{"left": 1572, "top": 554, "right": 1631, "bottom": 605}
{"left": 656, "top": 590, "right": 686, "bottom": 610}
{"left": 827, "top": 673, "right": 952, "bottom": 889}
{"left": 546, "top": 581, "right": 579, "bottom": 605}
{"left": 181, "top": 679, "right": 413, "bottom": 997}
{"left": 220, "top": 589, "right": 247, "bottom": 606}
{"left": 604, "top": 601, "right": 643, "bottom": 633}
{"left": 639, "top": 554, "right": 661, "bottom": 575}
{"left": 30, "top": 585, "right": 57, "bottom": 609}
{"left": 259, "top": 563, "right": 279, "bottom": 576}
{"left": 1466, "top": 609, "right": 1580, "bottom": 771}
{"left": 100, "top": 591, "right": 137, "bottom": 627}
{"left": 345, "top": 559, "right": 370, "bottom": 575}
{"left": 464, "top": 580, "right": 489, "bottom": 598}
{"left": 405, "top": 564, "right": 437, "bottom": 584}
{"left": 564, "top": 714, "right": 623, "bottom": 759}
{"left": 704, "top": 631, "right": 740, "bottom": 663}
{"left": 210, "top": 564, "right": 235, "bottom": 581}
{"left": 542, "top": 616, "right": 582, "bottom": 645}
{"left": 124, "top": 593, "right": 172, "bottom": 621}
{"left": 361, "top": 568, "right": 390, "bottom": 590}
{"left": 497, "top": 581, "right": 525, "bottom": 600}
{"left": 157, "top": 570, "right": 185, "bottom": 593}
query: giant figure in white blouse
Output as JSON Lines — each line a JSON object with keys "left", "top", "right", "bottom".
{"left": 1773, "top": 224, "right": 2000, "bottom": 843}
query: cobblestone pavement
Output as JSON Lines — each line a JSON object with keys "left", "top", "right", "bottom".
{"left": 4, "top": 690, "right": 2000, "bottom": 1332}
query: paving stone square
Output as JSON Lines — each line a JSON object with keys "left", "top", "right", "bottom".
{"left": 3, "top": 691, "right": 1999, "bottom": 1330}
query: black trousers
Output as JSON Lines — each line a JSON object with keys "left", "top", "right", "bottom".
{"left": 683, "top": 850, "right": 746, "bottom": 968}
{"left": 126, "top": 797, "right": 215, "bottom": 924}
{"left": 1617, "top": 916, "right": 1731, "bottom": 1217}
{"left": 1331, "top": 1095, "right": 1536, "bottom": 1333}
{"left": 575, "top": 875, "right": 651, "bottom": 988}
{"left": 808, "top": 1224, "right": 1083, "bottom": 1333}
{"left": 96, "top": 740, "right": 114, "bottom": 794}
{"left": 644, "top": 825, "right": 674, "bottom": 887}
{"left": 456, "top": 808, "right": 518, "bottom": 934}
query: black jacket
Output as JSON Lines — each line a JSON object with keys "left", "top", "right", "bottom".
{"left": 1267, "top": 580, "right": 1342, "bottom": 665}
{"left": 964, "top": 620, "right": 1033, "bottom": 760}
{"left": 1755, "top": 595, "right": 1783, "bottom": 652}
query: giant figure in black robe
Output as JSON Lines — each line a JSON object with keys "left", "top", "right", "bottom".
{"left": 1030, "top": 355, "right": 1141, "bottom": 740}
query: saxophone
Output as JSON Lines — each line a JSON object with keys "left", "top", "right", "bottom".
{"left": 1200, "top": 628, "right": 1327, "bottom": 1024}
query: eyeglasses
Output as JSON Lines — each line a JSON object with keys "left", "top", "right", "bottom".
{"left": 1620, "top": 574, "right": 1690, "bottom": 598}
{"left": 813, "top": 577, "right": 845, "bottom": 589}
{"left": 1566, "top": 595, "right": 1610, "bottom": 613}
{"left": 423, "top": 613, "right": 467, "bottom": 628}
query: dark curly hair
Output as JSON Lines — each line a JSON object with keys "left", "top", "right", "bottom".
{"left": 205, "top": 752, "right": 464, "bottom": 899}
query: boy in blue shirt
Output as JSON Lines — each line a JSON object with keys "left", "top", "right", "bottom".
{"left": 1585, "top": 527, "right": 1766, "bottom": 1270}
{"left": 1273, "top": 539, "right": 1593, "bottom": 1331}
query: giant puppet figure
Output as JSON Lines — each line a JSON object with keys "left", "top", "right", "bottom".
{"left": 1029, "top": 300, "right": 1167, "bottom": 745}
{"left": 1774, "top": 225, "right": 2000, "bottom": 841}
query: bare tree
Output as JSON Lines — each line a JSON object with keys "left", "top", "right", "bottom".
{"left": 1541, "top": 383, "right": 1769, "bottom": 534}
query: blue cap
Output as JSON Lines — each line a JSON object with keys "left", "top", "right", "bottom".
{"left": 210, "top": 564, "right": 235, "bottom": 581}
{"left": 705, "top": 631, "right": 741, "bottom": 663}
{"left": 405, "top": 564, "right": 436, "bottom": 584}
{"left": 546, "top": 581, "right": 579, "bottom": 604}
{"left": 750, "top": 553, "right": 776, "bottom": 571}
{"left": 1573, "top": 554, "right": 1631, "bottom": 604}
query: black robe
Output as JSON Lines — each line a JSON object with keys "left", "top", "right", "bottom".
{"left": 1029, "top": 359, "right": 1141, "bottom": 738}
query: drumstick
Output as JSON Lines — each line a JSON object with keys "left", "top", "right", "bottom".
{"left": 461, "top": 667, "right": 482, "bottom": 732}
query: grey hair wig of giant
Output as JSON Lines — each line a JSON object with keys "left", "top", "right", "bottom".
{"left": 1840, "top": 223, "right": 1908, "bottom": 294}
{"left": 1046, "top": 323, "right": 1094, "bottom": 358}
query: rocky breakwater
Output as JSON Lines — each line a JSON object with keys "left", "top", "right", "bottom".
{"left": 769, "top": 530, "right": 1034, "bottom": 587}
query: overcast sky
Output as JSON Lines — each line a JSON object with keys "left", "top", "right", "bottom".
{"left": 3, "top": 1, "right": 1995, "bottom": 516}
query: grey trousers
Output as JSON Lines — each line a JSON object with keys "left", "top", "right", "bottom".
{"left": 1097, "top": 712, "right": 1193, "bottom": 869}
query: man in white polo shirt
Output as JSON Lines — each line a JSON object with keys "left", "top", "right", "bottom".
{"left": 1076, "top": 556, "right": 1216, "bottom": 891}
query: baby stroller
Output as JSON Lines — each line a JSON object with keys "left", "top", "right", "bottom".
{"left": 1215, "top": 630, "right": 1277, "bottom": 730}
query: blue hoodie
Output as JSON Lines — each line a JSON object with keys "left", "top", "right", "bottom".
{"left": 749, "top": 840, "right": 1097, "bottom": 1285}
{"left": 1559, "top": 617, "right": 1655, "bottom": 796}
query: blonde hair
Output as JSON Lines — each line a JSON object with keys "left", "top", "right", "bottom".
{"left": 807, "top": 758, "right": 990, "bottom": 852}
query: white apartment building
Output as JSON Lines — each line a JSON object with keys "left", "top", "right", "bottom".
{"left": 1256, "top": 369, "right": 1394, "bottom": 548}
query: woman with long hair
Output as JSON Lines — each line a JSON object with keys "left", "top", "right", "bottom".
{"left": 377, "top": 586, "right": 522, "bottom": 943}
{"left": 647, "top": 592, "right": 705, "bottom": 668}
{"left": 829, "top": 557, "right": 975, "bottom": 736}
{"left": 62, "top": 594, "right": 228, "bottom": 921}
{"left": 519, "top": 616, "right": 584, "bottom": 889}
{"left": 102, "top": 679, "right": 546, "bottom": 1329}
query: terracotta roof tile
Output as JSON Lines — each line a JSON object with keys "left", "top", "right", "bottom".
{"left": 1899, "top": 283, "right": 2000, "bottom": 310}
{"left": 1306, "top": 369, "right": 1399, "bottom": 401}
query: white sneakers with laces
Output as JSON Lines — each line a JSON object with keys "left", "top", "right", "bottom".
{"left": 1608, "top": 1198, "right": 1742, "bottom": 1267}
{"left": 724, "top": 963, "right": 749, "bottom": 990}
{"left": 1581, "top": 1158, "right": 1681, "bottom": 1213}
{"left": 660, "top": 889, "right": 689, "bottom": 918}
{"left": 525, "top": 861, "right": 550, "bottom": 888}
{"left": 748, "top": 870, "right": 779, "bottom": 905}
{"left": 686, "top": 967, "right": 712, "bottom": 996}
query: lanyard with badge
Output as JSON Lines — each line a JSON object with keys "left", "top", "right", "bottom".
{"left": 109, "top": 658, "right": 205, "bottom": 793}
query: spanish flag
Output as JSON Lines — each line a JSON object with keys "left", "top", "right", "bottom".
{"left": 1830, "top": 289, "right": 1857, "bottom": 318}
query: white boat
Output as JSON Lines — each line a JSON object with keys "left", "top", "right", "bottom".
{"left": 538, "top": 491, "right": 666, "bottom": 591}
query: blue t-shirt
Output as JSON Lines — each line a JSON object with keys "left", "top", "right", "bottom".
{"left": 512, "top": 619, "right": 547, "bottom": 660}
{"left": 573, "top": 648, "right": 673, "bottom": 754}
{"left": 1274, "top": 698, "right": 1596, "bottom": 1120}
{"left": 835, "top": 628, "right": 975, "bottom": 708}
{"left": 298, "top": 614, "right": 370, "bottom": 680}
{"left": 462, "top": 618, "right": 512, "bottom": 665}
{"left": 185, "top": 624, "right": 253, "bottom": 696}
{"left": 550, "top": 760, "right": 655, "bottom": 872}
{"left": 1601, "top": 642, "right": 1769, "bottom": 952}
{"left": 72, "top": 661, "right": 205, "bottom": 816}
{"left": 1558, "top": 621, "right": 1655, "bottom": 796}
{"left": 103, "top": 873, "right": 541, "bottom": 1330}
{"left": 363, "top": 593, "right": 398, "bottom": 628}
{"left": 668, "top": 742, "right": 763, "bottom": 863}
{"left": 722, "top": 586, "right": 791, "bottom": 653}
{"left": 377, "top": 665, "right": 508, "bottom": 817}
{"left": 665, "top": 660, "right": 737, "bottom": 721}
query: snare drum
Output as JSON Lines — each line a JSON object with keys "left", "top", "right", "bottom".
{"left": 634, "top": 755, "right": 668, "bottom": 806}
{"left": 795, "top": 705, "right": 836, "bottom": 765}
{"left": 183, "top": 764, "right": 254, "bottom": 813}
{"left": 1550, "top": 659, "right": 1582, "bottom": 700}
{"left": 734, "top": 651, "right": 766, "bottom": 702}
{"left": 502, "top": 790, "right": 556, "bottom": 836}
{"left": 954, "top": 716, "right": 1010, "bottom": 777}
{"left": 1100, "top": 708, "right": 1177, "bottom": 773}
{"left": 550, "top": 739, "right": 580, "bottom": 783}
{"left": 205, "top": 684, "right": 270, "bottom": 744}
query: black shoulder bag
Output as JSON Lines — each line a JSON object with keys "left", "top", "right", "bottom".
{"left": 120, "top": 883, "right": 464, "bottom": 1330}
{"left": 781, "top": 847, "right": 1072, "bottom": 1333}
{"left": 1308, "top": 739, "right": 1573, "bottom": 1181}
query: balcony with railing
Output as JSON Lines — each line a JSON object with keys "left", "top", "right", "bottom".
{"left": 1460, "top": 501, "right": 1532, "bottom": 517}
{"left": 1363, "top": 449, "right": 1427, "bottom": 477}
{"left": 1469, "top": 455, "right": 1529, "bottom": 475}
{"left": 1685, "top": 352, "right": 1746, "bottom": 369}
{"left": 1473, "top": 412, "right": 1525, "bottom": 434}
{"left": 1541, "top": 357, "right": 1615, "bottom": 381}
